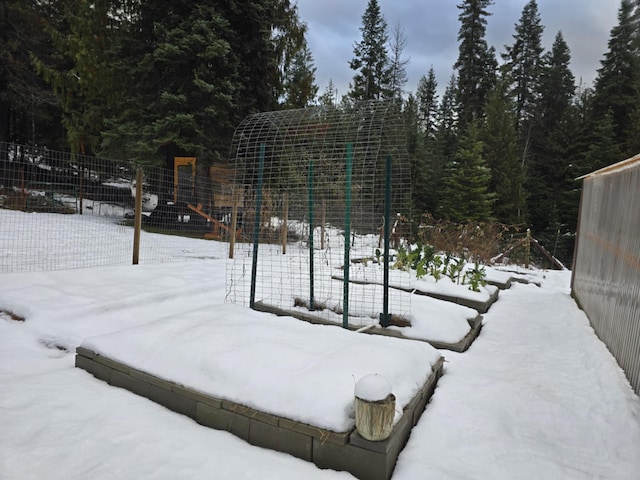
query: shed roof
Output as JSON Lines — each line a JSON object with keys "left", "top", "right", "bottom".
{"left": 577, "top": 152, "right": 640, "bottom": 180}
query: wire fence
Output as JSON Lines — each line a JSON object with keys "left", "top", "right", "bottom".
{"left": 0, "top": 141, "right": 229, "bottom": 272}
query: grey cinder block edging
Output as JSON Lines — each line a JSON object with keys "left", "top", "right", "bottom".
{"left": 75, "top": 346, "right": 444, "bottom": 480}
{"left": 253, "top": 301, "right": 482, "bottom": 353}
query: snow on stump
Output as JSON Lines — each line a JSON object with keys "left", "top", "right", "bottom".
{"left": 354, "top": 374, "right": 396, "bottom": 441}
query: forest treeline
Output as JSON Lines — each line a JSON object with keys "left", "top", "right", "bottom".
{"left": 1, "top": 0, "right": 640, "bottom": 264}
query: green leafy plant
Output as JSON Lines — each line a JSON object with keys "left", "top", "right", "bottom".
{"left": 393, "top": 243, "right": 436, "bottom": 280}
{"left": 446, "top": 255, "right": 466, "bottom": 284}
{"left": 429, "top": 255, "right": 443, "bottom": 281}
{"left": 465, "top": 261, "right": 487, "bottom": 292}
{"left": 413, "top": 243, "right": 434, "bottom": 279}
{"left": 393, "top": 244, "right": 408, "bottom": 270}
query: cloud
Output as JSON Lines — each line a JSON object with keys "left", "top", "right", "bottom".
{"left": 296, "top": 0, "right": 619, "bottom": 99}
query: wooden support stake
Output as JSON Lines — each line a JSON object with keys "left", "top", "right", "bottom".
{"left": 321, "top": 199, "right": 326, "bottom": 250}
{"left": 79, "top": 164, "right": 84, "bottom": 214}
{"left": 531, "top": 236, "right": 566, "bottom": 270}
{"left": 132, "top": 169, "right": 143, "bottom": 265}
{"left": 282, "top": 193, "right": 288, "bottom": 255}
{"left": 229, "top": 187, "right": 239, "bottom": 259}
{"left": 525, "top": 228, "right": 531, "bottom": 269}
{"left": 19, "top": 169, "right": 26, "bottom": 211}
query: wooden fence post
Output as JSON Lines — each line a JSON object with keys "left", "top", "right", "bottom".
{"left": 132, "top": 169, "right": 143, "bottom": 265}
{"left": 229, "top": 187, "right": 239, "bottom": 259}
{"left": 525, "top": 228, "right": 531, "bottom": 269}
{"left": 282, "top": 193, "right": 288, "bottom": 255}
{"left": 321, "top": 199, "right": 326, "bottom": 250}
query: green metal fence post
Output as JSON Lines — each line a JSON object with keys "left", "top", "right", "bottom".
{"left": 343, "top": 143, "right": 353, "bottom": 329}
{"left": 249, "top": 143, "right": 266, "bottom": 309}
{"left": 381, "top": 154, "right": 392, "bottom": 327}
{"left": 308, "top": 157, "right": 315, "bottom": 311}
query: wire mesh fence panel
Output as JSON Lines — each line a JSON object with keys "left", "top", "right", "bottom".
{"left": 0, "top": 142, "right": 228, "bottom": 272}
{"left": 225, "top": 100, "right": 412, "bottom": 328}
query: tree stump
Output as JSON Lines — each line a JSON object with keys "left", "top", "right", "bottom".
{"left": 354, "top": 393, "right": 396, "bottom": 441}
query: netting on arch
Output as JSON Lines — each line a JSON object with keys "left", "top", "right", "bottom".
{"left": 225, "top": 100, "right": 412, "bottom": 329}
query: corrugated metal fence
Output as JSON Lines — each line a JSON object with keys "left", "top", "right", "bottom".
{"left": 571, "top": 153, "right": 640, "bottom": 396}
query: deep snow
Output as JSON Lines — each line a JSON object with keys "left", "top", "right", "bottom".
{"left": 1, "top": 210, "right": 640, "bottom": 479}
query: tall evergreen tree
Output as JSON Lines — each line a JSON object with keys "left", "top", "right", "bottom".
{"left": 502, "top": 0, "right": 545, "bottom": 136}
{"left": 281, "top": 39, "right": 318, "bottom": 109}
{"left": 565, "top": 85, "right": 596, "bottom": 178}
{"left": 215, "top": 0, "right": 305, "bottom": 117}
{"left": 33, "top": 0, "right": 122, "bottom": 153}
{"left": 482, "top": 78, "right": 524, "bottom": 225}
{"left": 0, "top": 0, "right": 61, "bottom": 145}
{"left": 454, "top": 0, "right": 497, "bottom": 127}
{"left": 97, "top": 0, "right": 306, "bottom": 165}
{"left": 415, "top": 67, "right": 438, "bottom": 139}
{"left": 440, "top": 121, "right": 494, "bottom": 222}
{"left": 348, "top": 0, "right": 391, "bottom": 101}
{"left": 403, "top": 93, "right": 422, "bottom": 209}
{"left": 592, "top": 0, "right": 640, "bottom": 158}
{"left": 430, "top": 75, "right": 459, "bottom": 216}
{"left": 317, "top": 79, "right": 338, "bottom": 107}
{"left": 412, "top": 68, "right": 439, "bottom": 215}
{"left": 270, "top": 0, "right": 308, "bottom": 108}
{"left": 526, "top": 31, "right": 576, "bottom": 240}
{"left": 100, "top": 1, "right": 236, "bottom": 164}
{"left": 403, "top": 94, "right": 419, "bottom": 159}
{"left": 538, "top": 32, "right": 575, "bottom": 129}
{"left": 436, "top": 75, "right": 460, "bottom": 155}
{"left": 584, "top": 109, "right": 620, "bottom": 172}
{"left": 387, "top": 24, "right": 409, "bottom": 101}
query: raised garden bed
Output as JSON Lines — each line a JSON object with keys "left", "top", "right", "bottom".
{"left": 254, "top": 301, "right": 482, "bottom": 353}
{"left": 74, "top": 305, "right": 444, "bottom": 480}
{"left": 334, "top": 265, "right": 501, "bottom": 314}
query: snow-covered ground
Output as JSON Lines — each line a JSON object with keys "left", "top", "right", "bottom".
{"left": 1, "top": 210, "right": 640, "bottom": 479}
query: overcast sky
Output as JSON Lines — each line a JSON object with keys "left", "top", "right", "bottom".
{"left": 295, "top": 0, "right": 620, "bottom": 99}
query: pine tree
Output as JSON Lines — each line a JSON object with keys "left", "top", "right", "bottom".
{"left": 281, "top": 40, "right": 318, "bottom": 109}
{"left": 403, "top": 94, "right": 421, "bottom": 207}
{"left": 585, "top": 109, "right": 620, "bottom": 172}
{"left": 502, "top": 0, "right": 545, "bottom": 135}
{"left": 404, "top": 94, "right": 419, "bottom": 159}
{"left": 415, "top": 67, "right": 438, "bottom": 139}
{"left": 436, "top": 75, "right": 460, "bottom": 154}
{"left": 387, "top": 24, "right": 409, "bottom": 101}
{"left": 317, "top": 79, "right": 338, "bottom": 107}
{"left": 565, "top": 84, "right": 599, "bottom": 179}
{"left": 538, "top": 32, "right": 575, "bottom": 128}
{"left": 526, "top": 31, "right": 576, "bottom": 240}
{"left": 98, "top": 0, "right": 306, "bottom": 165}
{"left": 348, "top": 0, "right": 391, "bottom": 101}
{"left": 440, "top": 121, "right": 494, "bottom": 222}
{"left": 270, "top": 0, "right": 308, "bottom": 109}
{"left": 0, "top": 0, "right": 61, "bottom": 145}
{"left": 454, "top": 0, "right": 497, "bottom": 127}
{"left": 549, "top": 86, "right": 595, "bottom": 264}
{"left": 481, "top": 78, "right": 524, "bottom": 225}
{"left": 99, "top": 1, "right": 236, "bottom": 164}
{"left": 412, "top": 68, "right": 439, "bottom": 215}
{"left": 592, "top": 0, "right": 640, "bottom": 158}
{"left": 33, "top": 0, "right": 122, "bottom": 153}
{"left": 430, "top": 75, "right": 459, "bottom": 216}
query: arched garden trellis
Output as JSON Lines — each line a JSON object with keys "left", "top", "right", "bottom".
{"left": 225, "top": 100, "right": 411, "bottom": 329}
